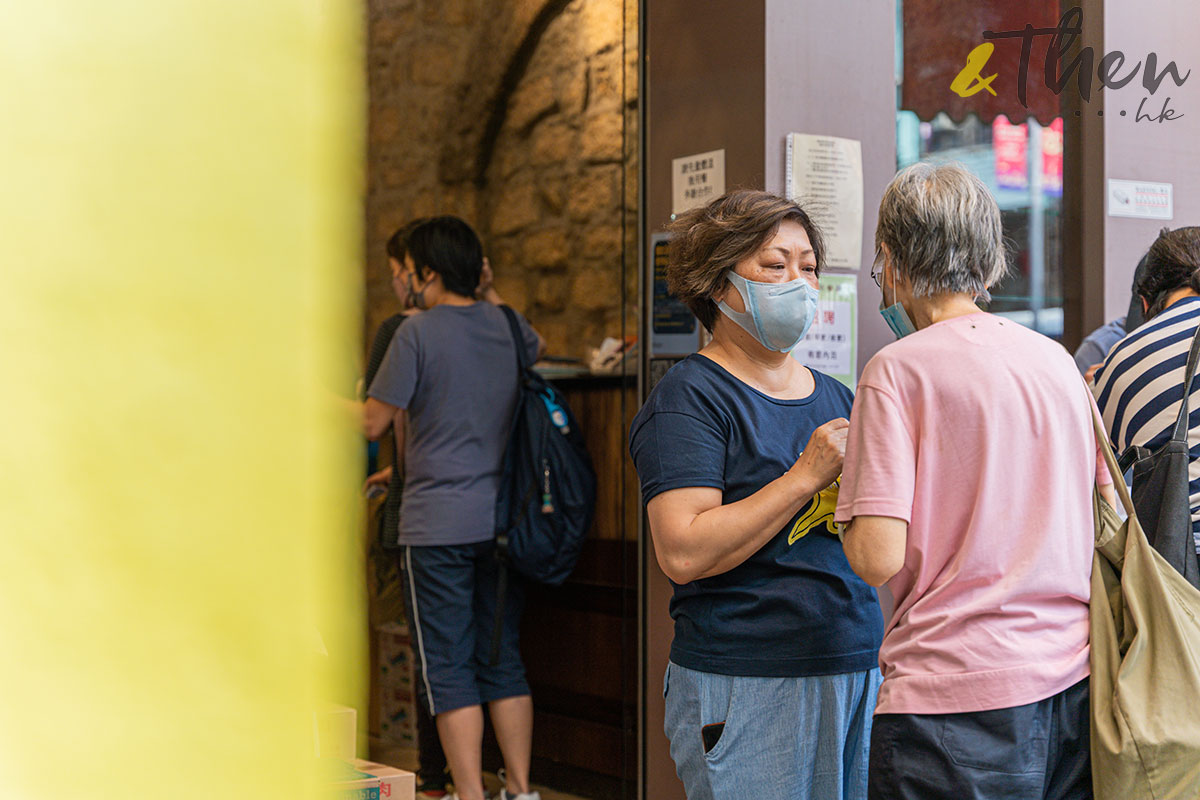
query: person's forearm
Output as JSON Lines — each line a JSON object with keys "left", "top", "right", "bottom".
{"left": 658, "top": 468, "right": 823, "bottom": 583}
{"left": 1099, "top": 481, "right": 1116, "bottom": 509}
{"left": 843, "top": 516, "right": 907, "bottom": 586}
{"left": 363, "top": 397, "right": 397, "bottom": 440}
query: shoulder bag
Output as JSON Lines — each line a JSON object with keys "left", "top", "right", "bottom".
{"left": 1090, "top": 411, "right": 1200, "bottom": 799}
{"left": 1116, "top": 323, "right": 1200, "bottom": 588}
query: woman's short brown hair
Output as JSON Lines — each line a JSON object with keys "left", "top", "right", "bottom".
{"left": 665, "top": 190, "right": 826, "bottom": 332}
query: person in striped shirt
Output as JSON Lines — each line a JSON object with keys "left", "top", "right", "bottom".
{"left": 1093, "top": 226, "right": 1200, "bottom": 556}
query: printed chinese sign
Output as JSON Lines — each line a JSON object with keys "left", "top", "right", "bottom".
{"left": 791, "top": 273, "right": 857, "bottom": 389}
{"left": 786, "top": 134, "right": 864, "bottom": 270}
{"left": 672, "top": 149, "right": 725, "bottom": 215}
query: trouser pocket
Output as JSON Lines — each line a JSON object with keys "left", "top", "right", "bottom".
{"left": 697, "top": 671, "right": 737, "bottom": 762}
{"left": 940, "top": 703, "right": 1048, "bottom": 775}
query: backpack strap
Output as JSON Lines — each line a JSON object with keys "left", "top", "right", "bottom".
{"left": 499, "top": 304, "right": 529, "bottom": 374}
{"left": 1169, "top": 324, "right": 1200, "bottom": 443}
{"left": 491, "top": 304, "right": 525, "bottom": 666}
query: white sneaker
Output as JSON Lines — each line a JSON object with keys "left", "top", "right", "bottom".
{"left": 494, "top": 770, "right": 541, "bottom": 800}
{"left": 497, "top": 791, "right": 541, "bottom": 800}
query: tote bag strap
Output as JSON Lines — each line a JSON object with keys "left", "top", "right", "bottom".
{"left": 1169, "top": 324, "right": 1200, "bottom": 443}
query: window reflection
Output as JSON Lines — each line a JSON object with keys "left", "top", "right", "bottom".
{"left": 896, "top": 111, "right": 1065, "bottom": 339}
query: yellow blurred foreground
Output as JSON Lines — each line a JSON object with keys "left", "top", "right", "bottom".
{"left": 0, "top": 2, "right": 366, "bottom": 797}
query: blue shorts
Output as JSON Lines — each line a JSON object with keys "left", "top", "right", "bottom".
{"left": 399, "top": 540, "right": 529, "bottom": 715}
{"left": 663, "top": 661, "right": 881, "bottom": 800}
{"left": 868, "top": 678, "right": 1091, "bottom": 800}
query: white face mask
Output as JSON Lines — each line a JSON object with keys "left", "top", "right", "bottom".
{"left": 717, "top": 272, "right": 820, "bottom": 352}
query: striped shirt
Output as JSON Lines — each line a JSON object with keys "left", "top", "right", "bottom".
{"left": 1093, "top": 296, "right": 1200, "bottom": 553}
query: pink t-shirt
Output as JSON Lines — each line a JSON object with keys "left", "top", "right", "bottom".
{"left": 835, "top": 312, "right": 1108, "bottom": 715}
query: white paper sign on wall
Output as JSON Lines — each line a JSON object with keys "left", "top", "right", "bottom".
{"left": 1108, "top": 179, "right": 1173, "bottom": 220}
{"left": 672, "top": 149, "right": 726, "bottom": 216}
{"left": 786, "top": 134, "right": 864, "bottom": 270}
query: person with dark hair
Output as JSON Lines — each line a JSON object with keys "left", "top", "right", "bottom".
{"left": 400, "top": 216, "right": 487, "bottom": 305}
{"left": 362, "top": 218, "right": 453, "bottom": 800}
{"left": 1093, "top": 226, "right": 1200, "bottom": 560}
{"left": 628, "top": 190, "right": 883, "bottom": 799}
{"left": 364, "top": 215, "right": 543, "bottom": 800}
{"left": 837, "top": 163, "right": 1112, "bottom": 800}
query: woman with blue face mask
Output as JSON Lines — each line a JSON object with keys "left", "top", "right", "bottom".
{"left": 628, "top": 190, "right": 884, "bottom": 800}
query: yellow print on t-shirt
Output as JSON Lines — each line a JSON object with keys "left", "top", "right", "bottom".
{"left": 788, "top": 476, "right": 841, "bottom": 544}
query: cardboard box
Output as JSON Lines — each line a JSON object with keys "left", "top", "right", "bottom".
{"left": 376, "top": 619, "right": 410, "bottom": 643}
{"left": 315, "top": 704, "right": 357, "bottom": 761}
{"left": 325, "top": 758, "right": 381, "bottom": 799}
{"left": 379, "top": 692, "right": 416, "bottom": 745}
{"left": 326, "top": 758, "right": 415, "bottom": 800}
{"left": 377, "top": 623, "right": 412, "bottom": 665}
{"left": 373, "top": 622, "right": 418, "bottom": 745}
{"left": 354, "top": 759, "right": 415, "bottom": 800}
{"left": 379, "top": 650, "right": 414, "bottom": 690}
{"left": 377, "top": 625, "right": 414, "bottom": 692}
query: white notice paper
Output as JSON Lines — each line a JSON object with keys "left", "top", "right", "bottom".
{"left": 791, "top": 273, "right": 857, "bottom": 389}
{"left": 786, "top": 134, "right": 864, "bottom": 270}
{"left": 672, "top": 149, "right": 726, "bottom": 215}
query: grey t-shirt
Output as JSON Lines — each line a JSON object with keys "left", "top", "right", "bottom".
{"left": 367, "top": 302, "right": 539, "bottom": 546}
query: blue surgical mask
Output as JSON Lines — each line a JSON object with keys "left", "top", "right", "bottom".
{"left": 717, "top": 272, "right": 820, "bottom": 352}
{"left": 878, "top": 261, "right": 918, "bottom": 339}
{"left": 879, "top": 298, "right": 917, "bottom": 339}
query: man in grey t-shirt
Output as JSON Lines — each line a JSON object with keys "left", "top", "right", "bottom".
{"left": 369, "top": 301, "right": 538, "bottom": 545}
{"left": 363, "top": 216, "right": 542, "bottom": 800}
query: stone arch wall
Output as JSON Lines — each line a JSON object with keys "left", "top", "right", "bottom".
{"left": 365, "top": 0, "right": 638, "bottom": 359}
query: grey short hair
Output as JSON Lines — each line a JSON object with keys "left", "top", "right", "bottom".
{"left": 875, "top": 162, "right": 1009, "bottom": 300}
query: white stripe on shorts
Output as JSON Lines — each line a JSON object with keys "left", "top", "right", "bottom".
{"left": 405, "top": 545, "right": 436, "bottom": 716}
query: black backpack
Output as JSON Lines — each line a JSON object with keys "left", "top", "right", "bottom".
{"left": 494, "top": 305, "right": 596, "bottom": 585}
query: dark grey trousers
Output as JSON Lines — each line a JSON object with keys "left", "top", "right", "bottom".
{"left": 868, "top": 678, "right": 1091, "bottom": 800}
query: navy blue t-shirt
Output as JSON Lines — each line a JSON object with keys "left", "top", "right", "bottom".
{"left": 629, "top": 354, "right": 883, "bottom": 677}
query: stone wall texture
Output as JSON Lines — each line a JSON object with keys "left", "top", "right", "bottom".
{"left": 365, "top": 0, "right": 638, "bottom": 359}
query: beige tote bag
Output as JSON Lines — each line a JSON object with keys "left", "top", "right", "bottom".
{"left": 1091, "top": 413, "right": 1200, "bottom": 799}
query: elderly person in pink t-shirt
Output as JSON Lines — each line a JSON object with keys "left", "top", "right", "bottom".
{"left": 835, "top": 162, "right": 1114, "bottom": 800}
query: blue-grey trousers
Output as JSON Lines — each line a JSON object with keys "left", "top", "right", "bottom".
{"left": 664, "top": 661, "right": 881, "bottom": 800}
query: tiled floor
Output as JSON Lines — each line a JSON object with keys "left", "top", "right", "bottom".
{"left": 371, "top": 744, "right": 592, "bottom": 800}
